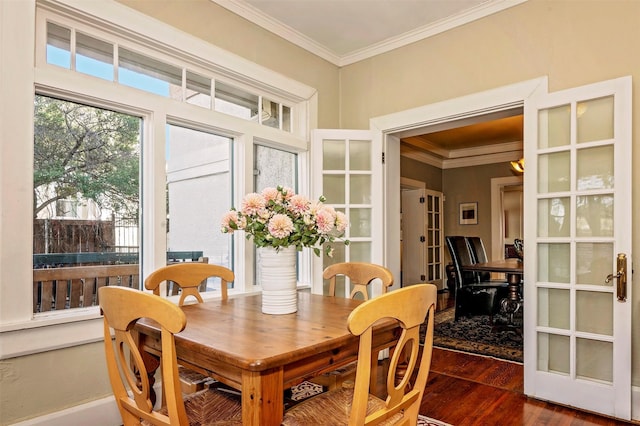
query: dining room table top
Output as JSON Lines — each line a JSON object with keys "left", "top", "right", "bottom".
{"left": 135, "top": 291, "right": 396, "bottom": 373}
{"left": 462, "top": 258, "right": 523, "bottom": 274}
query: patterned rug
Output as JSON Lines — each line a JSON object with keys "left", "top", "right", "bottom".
{"left": 289, "top": 381, "right": 451, "bottom": 425}
{"left": 429, "top": 307, "right": 523, "bottom": 363}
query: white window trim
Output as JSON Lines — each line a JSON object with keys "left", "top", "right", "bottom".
{"left": 0, "top": 0, "right": 317, "bottom": 359}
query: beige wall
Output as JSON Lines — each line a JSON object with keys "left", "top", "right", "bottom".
{"left": 4, "top": 0, "right": 640, "bottom": 423}
{"left": 442, "top": 163, "right": 515, "bottom": 260}
{"left": 340, "top": 0, "right": 640, "bottom": 387}
{"left": 400, "top": 157, "right": 442, "bottom": 192}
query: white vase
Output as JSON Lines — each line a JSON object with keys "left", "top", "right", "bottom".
{"left": 258, "top": 246, "right": 298, "bottom": 314}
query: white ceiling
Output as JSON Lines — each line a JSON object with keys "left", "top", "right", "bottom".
{"left": 212, "top": 0, "right": 525, "bottom": 166}
{"left": 212, "top": 0, "right": 526, "bottom": 66}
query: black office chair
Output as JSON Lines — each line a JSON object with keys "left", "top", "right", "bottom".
{"left": 445, "top": 236, "right": 508, "bottom": 322}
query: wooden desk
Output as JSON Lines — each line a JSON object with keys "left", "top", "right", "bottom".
{"left": 463, "top": 258, "right": 523, "bottom": 325}
{"left": 135, "top": 292, "right": 399, "bottom": 426}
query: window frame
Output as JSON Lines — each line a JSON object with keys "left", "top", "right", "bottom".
{"left": 0, "top": 0, "right": 316, "bottom": 359}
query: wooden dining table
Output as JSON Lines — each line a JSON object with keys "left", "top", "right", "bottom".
{"left": 135, "top": 291, "right": 400, "bottom": 426}
{"left": 462, "top": 258, "right": 523, "bottom": 326}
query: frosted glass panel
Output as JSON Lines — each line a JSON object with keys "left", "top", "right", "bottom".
{"left": 538, "top": 105, "right": 570, "bottom": 149}
{"left": 350, "top": 175, "right": 371, "bottom": 204}
{"left": 577, "top": 146, "right": 614, "bottom": 190}
{"left": 323, "top": 175, "right": 345, "bottom": 203}
{"left": 576, "top": 243, "right": 613, "bottom": 286}
{"left": 349, "top": 208, "right": 371, "bottom": 237}
{"left": 349, "top": 242, "right": 371, "bottom": 262}
{"left": 576, "top": 195, "right": 613, "bottom": 237}
{"left": 538, "top": 151, "right": 570, "bottom": 193}
{"left": 577, "top": 96, "right": 614, "bottom": 144}
{"left": 323, "top": 139, "right": 345, "bottom": 170}
{"left": 349, "top": 140, "right": 371, "bottom": 171}
{"left": 537, "top": 288, "right": 569, "bottom": 329}
{"left": 538, "top": 333, "right": 569, "bottom": 375}
{"left": 538, "top": 198, "right": 570, "bottom": 237}
{"left": 576, "top": 291, "right": 613, "bottom": 335}
{"left": 537, "top": 243, "right": 570, "bottom": 283}
{"left": 577, "top": 338, "right": 613, "bottom": 383}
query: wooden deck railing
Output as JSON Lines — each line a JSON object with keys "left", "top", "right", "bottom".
{"left": 33, "top": 264, "right": 140, "bottom": 313}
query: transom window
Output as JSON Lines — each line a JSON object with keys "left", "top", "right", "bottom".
{"left": 45, "top": 21, "right": 293, "bottom": 132}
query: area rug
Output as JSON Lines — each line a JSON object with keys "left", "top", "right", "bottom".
{"left": 429, "top": 308, "right": 523, "bottom": 363}
{"left": 289, "top": 381, "right": 452, "bottom": 425}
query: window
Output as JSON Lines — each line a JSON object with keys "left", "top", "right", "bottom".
{"left": 0, "top": 0, "right": 316, "bottom": 359}
{"left": 166, "top": 125, "right": 233, "bottom": 295}
{"left": 33, "top": 95, "right": 142, "bottom": 312}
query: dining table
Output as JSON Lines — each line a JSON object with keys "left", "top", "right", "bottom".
{"left": 134, "top": 291, "right": 400, "bottom": 426}
{"left": 462, "top": 258, "right": 523, "bottom": 326}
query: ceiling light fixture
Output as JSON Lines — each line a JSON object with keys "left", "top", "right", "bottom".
{"left": 511, "top": 158, "right": 524, "bottom": 174}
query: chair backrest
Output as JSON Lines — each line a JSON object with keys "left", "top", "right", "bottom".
{"left": 348, "top": 284, "right": 437, "bottom": 425}
{"left": 466, "top": 236, "right": 491, "bottom": 281}
{"left": 99, "top": 286, "right": 189, "bottom": 425}
{"left": 144, "top": 263, "right": 234, "bottom": 306}
{"left": 323, "top": 262, "right": 394, "bottom": 300}
{"left": 445, "top": 236, "right": 478, "bottom": 287}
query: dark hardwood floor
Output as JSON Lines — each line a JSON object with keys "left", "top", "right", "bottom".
{"left": 411, "top": 292, "right": 633, "bottom": 425}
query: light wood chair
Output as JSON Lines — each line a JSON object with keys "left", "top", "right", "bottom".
{"left": 98, "top": 286, "right": 243, "bottom": 426}
{"left": 144, "top": 263, "right": 234, "bottom": 394}
{"left": 325, "top": 261, "right": 394, "bottom": 301}
{"left": 315, "top": 262, "right": 394, "bottom": 391}
{"left": 144, "top": 262, "right": 233, "bottom": 306}
{"left": 282, "top": 284, "right": 438, "bottom": 426}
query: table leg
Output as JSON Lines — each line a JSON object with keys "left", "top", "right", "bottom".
{"left": 499, "top": 273, "right": 522, "bottom": 327}
{"left": 241, "top": 368, "right": 284, "bottom": 426}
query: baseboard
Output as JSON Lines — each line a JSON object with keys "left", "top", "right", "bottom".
{"left": 9, "top": 396, "right": 121, "bottom": 426}
{"left": 633, "top": 385, "right": 640, "bottom": 421}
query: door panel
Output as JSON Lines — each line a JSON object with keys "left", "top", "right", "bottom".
{"left": 524, "top": 76, "right": 632, "bottom": 419}
{"left": 311, "top": 129, "right": 381, "bottom": 296}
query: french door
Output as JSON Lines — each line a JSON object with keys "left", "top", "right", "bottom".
{"left": 311, "top": 129, "right": 383, "bottom": 296}
{"left": 523, "top": 76, "right": 632, "bottom": 419}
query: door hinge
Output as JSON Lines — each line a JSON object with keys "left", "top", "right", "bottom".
{"left": 419, "top": 196, "right": 425, "bottom": 203}
{"left": 420, "top": 236, "right": 425, "bottom": 242}
{"left": 381, "top": 152, "right": 385, "bottom": 164}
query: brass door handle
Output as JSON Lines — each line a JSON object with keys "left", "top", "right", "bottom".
{"left": 605, "top": 253, "right": 627, "bottom": 302}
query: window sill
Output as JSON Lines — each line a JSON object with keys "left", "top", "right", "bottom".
{"left": 0, "top": 310, "right": 104, "bottom": 360}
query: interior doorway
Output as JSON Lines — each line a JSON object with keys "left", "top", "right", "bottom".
{"left": 490, "top": 176, "right": 524, "bottom": 262}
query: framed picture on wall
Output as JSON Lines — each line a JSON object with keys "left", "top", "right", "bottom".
{"left": 459, "top": 202, "right": 478, "bottom": 225}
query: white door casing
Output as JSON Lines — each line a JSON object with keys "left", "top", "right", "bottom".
{"left": 523, "top": 76, "right": 632, "bottom": 420}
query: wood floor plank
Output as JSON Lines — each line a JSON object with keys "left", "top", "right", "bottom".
{"left": 415, "top": 348, "right": 629, "bottom": 425}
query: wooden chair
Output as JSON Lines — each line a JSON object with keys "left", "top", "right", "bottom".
{"left": 314, "top": 262, "right": 394, "bottom": 391}
{"left": 282, "top": 284, "right": 437, "bottom": 426}
{"left": 98, "top": 286, "right": 243, "bottom": 426}
{"left": 145, "top": 263, "right": 234, "bottom": 394}
{"left": 144, "top": 262, "right": 233, "bottom": 306}
{"left": 325, "top": 261, "right": 394, "bottom": 301}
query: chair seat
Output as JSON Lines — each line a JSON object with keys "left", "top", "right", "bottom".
{"left": 282, "top": 387, "right": 403, "bottom": 426}
{"left": 142, "top": 387, "right": 243, "bottom": 426}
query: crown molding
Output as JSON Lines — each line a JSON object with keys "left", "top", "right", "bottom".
{"left": 211, "top": 0, "right": 527, "bottom": 67}
{"left": 211, "top": 0, "right": 341, "bottom": 65}
{"left": 339, "top": 0, "right": 527, "bottom": 66}
{"left": 401, "top": 143, "right": 523, "bottom": 170}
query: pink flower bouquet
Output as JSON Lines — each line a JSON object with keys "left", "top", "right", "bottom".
{"left": 221, "top": 186, "right": 349, "bottom": 257}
